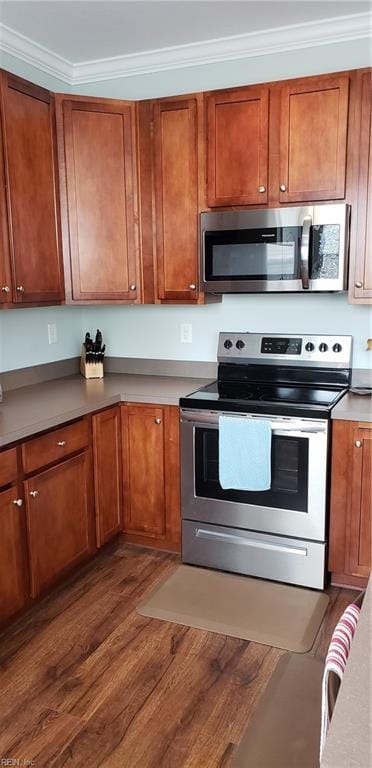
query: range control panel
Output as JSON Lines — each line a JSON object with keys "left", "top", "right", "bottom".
{"left": 261, "top": 337, "right": 302, "bottom": 355}
{"left": 217, "top": 333, "right": 353, "bottom": 368}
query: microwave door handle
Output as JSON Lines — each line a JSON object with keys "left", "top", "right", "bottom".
{"left": 300, "top": 214, "right": 312, "bottom": 290}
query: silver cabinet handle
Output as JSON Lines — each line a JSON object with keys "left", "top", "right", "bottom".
{"left": 355, "top": 440, "right": 362, "bottom": 448}
{"left": 257, "top": 185, "right": 266, "bottom": 193}
{"left": 57, "top": 440, "right": 66, "bottom": 447}
{"left": 189, "top": 284, "right": 196, "bottom": 290}
{"left": 16, "top": 285, "right": 25, "bottom": 292}
{"left": 355, "top": 282, "right": 363, "bottom": 288}
{"left": 1, "top": 285, "right": 10, "bottom": 293}
{"left": 154, "top": 418, "right": 162, "bottom": 424}
{"left": 13, "top": 499, "right": 23, "bottom": 507}
{"left": 280, "top": 184, "right": 287, "bottom": 192}
{"left": 130, "top": 284, "right": 136, "bottom": 291}
{"left": 300, "top": 214, "right": 312, "bottom": 291}
{"left": 29, "top": 490, "right": 39, "bottom": 498}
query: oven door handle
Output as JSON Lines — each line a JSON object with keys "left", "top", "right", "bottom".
{"left": 181, "top": 411, "right": 326, "bottom": 434}
{"left": 300, "top": 214, "right": 312, "bottom": 290}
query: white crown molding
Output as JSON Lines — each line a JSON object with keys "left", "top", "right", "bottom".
{"left": 0, "top": 12, "right": 371, "bottom": 87}
{"left": 0, "top": 24, "right": 73, "bottom": 84}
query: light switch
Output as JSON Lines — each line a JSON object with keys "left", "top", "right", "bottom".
{"left": 48, "top": 323, "right": 57, "bottom": 344}
{"left": 180, "top": 323, "right": 192, "bottom": 343}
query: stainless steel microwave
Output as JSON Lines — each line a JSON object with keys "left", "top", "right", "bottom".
{"left": 201, "top": 204, "right": 350, "bottom": 294}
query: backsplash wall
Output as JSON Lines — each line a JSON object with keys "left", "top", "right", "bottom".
{"left": 1, "top": 294, "right": 370, "bottom": 372}
{"left": 83, "top": 294, "right": 371, "bottom": 370}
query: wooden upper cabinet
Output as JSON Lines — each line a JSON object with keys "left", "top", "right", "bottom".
{"left": 57, "top": 97, "right": 139, "bottom": 303}
{"left": 153, "top": 96, "right": 200, "bottom": 301}
{"left": 0, "top": 72, "right": 64, "bottom": 304}
{"left": 279, "top": 75, "right": 349, "bottom": 203}
{"left": 93, "top": 406, "right": 122, "bottom": 547}
{"left": 350, "top": 71, "right": 372, "bottom": 303}
{"left": 207, "top": 86, "right": 270, "bottom": 207}
{"left": 0, "top": 110, "right": 12, "bottom": 304}
{"left": 0, "top": 487, "right": 28, "bottom": 625}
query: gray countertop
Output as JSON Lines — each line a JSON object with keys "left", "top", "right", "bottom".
{"left": 1, "top": 370, "right": 371, "bottom": 447}
{"left": 0, "top": 373, "right": 212, "bottom": 447}
{"left": 332, "top": 392, "right": 372, "bottom": 423}
{"left": 321, "top": 578, "right": 371, "bottom": 768}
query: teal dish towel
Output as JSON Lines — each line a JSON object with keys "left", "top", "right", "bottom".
{"left": 219, "top": 415, "right": 272, "bottom": 491}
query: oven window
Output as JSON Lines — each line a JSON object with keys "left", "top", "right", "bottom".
{"left": 195, "top": 428, "right": 308, "bottom": 512}
{"left": 204, "top": 227, "right": 301, "bottom": 281}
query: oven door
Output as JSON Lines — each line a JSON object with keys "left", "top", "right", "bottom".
{"left": 181, "top": 409, "right": 329, "bottom": 542}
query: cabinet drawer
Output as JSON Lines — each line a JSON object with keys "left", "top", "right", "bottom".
{"left": 0, "top": 447, "right": 18, "bottom": 488}
{"left": 22, "top": 419, "right": 89, "bottom": 474}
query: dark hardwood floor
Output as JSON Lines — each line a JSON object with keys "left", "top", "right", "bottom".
{"left": 0, "top": 542, "right": 358, "bottom": 767}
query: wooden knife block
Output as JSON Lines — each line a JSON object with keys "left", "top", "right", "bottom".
{"left": 80, "top": 347, "right": 104, "bottom": 379}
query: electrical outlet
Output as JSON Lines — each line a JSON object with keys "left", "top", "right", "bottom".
{"left": 48, "top": 322, "right": 57, "bottom": 344}
{"left": 180, "top": 323, "right": 192, "bottom": 343}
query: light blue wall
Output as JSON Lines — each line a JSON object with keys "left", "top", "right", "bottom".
{"left": 0, "top": 306, "right": 85, "bottom": 372}
{"left": 0, "top": 40, "right": 371, "bottom": 373}
{"left": 0, "top": 51, "right": 70, "bottom": 91}
{"left": 81, "top": 295, "right": 372, "bottom": 370}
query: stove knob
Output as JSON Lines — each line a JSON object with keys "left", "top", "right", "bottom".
{"left": 332, "top": 343, "right": 342, "bottom": 353}
{"left": 305, "top": 342, "right": 315, "bottom": 352}
{"left": 223, "top": 339, "right": 233, "bottom": 349}
{"left": 236, "top": 339, "right": 245, "bottom": 350}
{"left": 319, "top": 343, "right": 328, "bottom": 352}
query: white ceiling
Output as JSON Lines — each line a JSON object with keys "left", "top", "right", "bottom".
{"left": 1, "top": 0, "right": 371, "bottom": 63}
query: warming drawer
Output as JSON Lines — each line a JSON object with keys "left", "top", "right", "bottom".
{"left": 182, "top": 520, "right": 326, "bottom": 590}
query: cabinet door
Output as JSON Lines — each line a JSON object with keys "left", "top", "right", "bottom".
{"left": 0, "top": 487, "right": 28, "bottom": 624}
{"left": 0, "top": 109, "right": 12, "bottom": 304}
{"left": 352, "top": 71, "right": 372, "bottom": 302}
{"left": 59, "top": 98, "right": 139, "bottom": 302}
{"left": 154, "top": 97, "right": 200, "bottom": 301}
{"left": 348, "top": 426, "right": 372, "bottom": 578}
{"left": 122, "top": 404, "right": 166, "bottom": 537}
{"left": 207, "top": 86, "right": 269, "bottom": 207}
{"left": 25, "top": 453, "right": 95, "bottom": 597}
{"left": 0, "top": 73, "right": 63, "bottom": 303}
{"left": 93, "top": 407, "right": 122, "bottom": 547}
{"left": 279, "top": 76, "right": 349, "bottom": 203}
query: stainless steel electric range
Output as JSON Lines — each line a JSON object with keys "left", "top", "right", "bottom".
{"left": 180, "top": 333, "right": 353, "bottom": 589}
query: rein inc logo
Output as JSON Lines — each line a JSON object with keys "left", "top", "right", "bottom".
{"left": 0, "top": 761, "right": 35, "bottom": 766}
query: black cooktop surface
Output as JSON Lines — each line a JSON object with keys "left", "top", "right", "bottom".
{"left": 180, "top": 380, "right": 347, "bottom": 418}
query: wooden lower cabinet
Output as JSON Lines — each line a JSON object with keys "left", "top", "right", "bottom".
{"left": 329, "top": 420, "right": 372, "bottom": 585}
{"left": 93, "top": 406, "right": 122, "bottom": 546}
{"left": 0, "top": 486, "right": 28, "bottom": 625}
{"left": 121, "top": 403, "right": 181, "bottom": 550}
{"left": 25, "top": 452, "right": 95, "bottom": 597}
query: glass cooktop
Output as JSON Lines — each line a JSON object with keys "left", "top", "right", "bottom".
{"left": 180, "top": 380, "right": 347, "bottom": 418}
